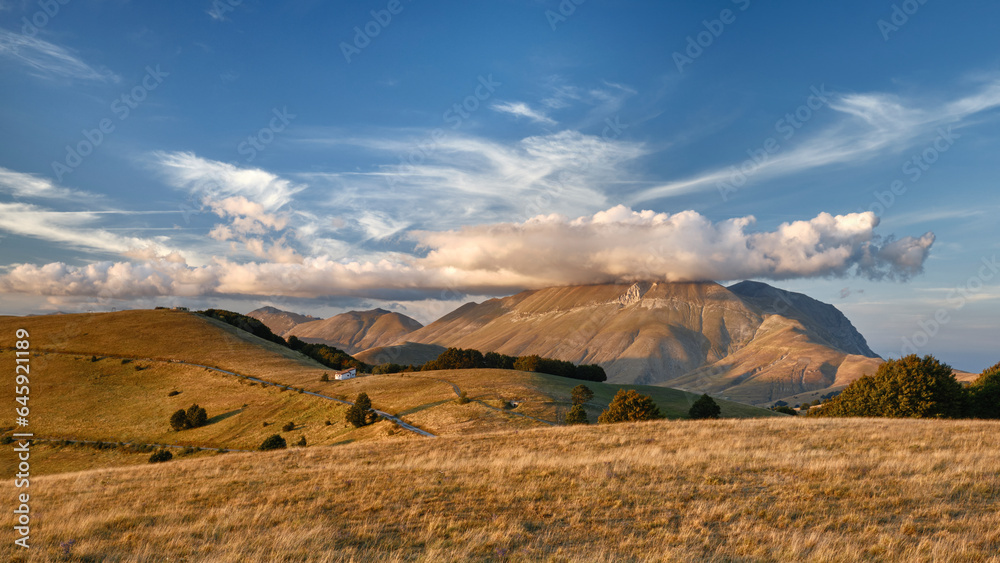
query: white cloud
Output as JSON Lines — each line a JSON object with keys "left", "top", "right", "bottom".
{"left": 0, "top": 167, "right": 97, "bottom": 201}
{"left": 490, "top": 101, "right": 556, "bottom": 125}
{"left": 0, "top": 29, "right": 119, "bottom": 82}
{"left": 0, "top": 207, "right": 935, "bottom": 300}
{"left": 630, "top": 79, "right": 1000, "bottom": 203}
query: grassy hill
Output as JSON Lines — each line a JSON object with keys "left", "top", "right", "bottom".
{"left": 4, "top": 418, "right": 998, "bottom": 561}
{"left": 0, "top": 310, "right": 776, "bottom": 476}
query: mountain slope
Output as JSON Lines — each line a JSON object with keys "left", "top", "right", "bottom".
{"left": 398, "top": 281, "right": 883, "bottom": 404}
{"left": 286, "top": 308, "right": 423, "bottom": 353}
{"left": 247, "top": 306, "right": 321, "bottom": 335}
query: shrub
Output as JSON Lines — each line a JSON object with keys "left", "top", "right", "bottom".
{"left": 148, "top": 449, "right": 173, "bottom": 463}
{"left": 0, "top": 436, "right": 14, "bottom": 445}
{"left": 282, "top": 421, "right": 295, "bottom": 432}
{"left": 295, "top": 436, "right": 306, "bottom": 447}
{"left": 571, "top": 384, "right": 594, "bottom": 406}
{"left": 186, "top": 404, "right": 208, "bottom": 428}
{"left": 969, "top": 362, "right": 1000, "bottom": 419}
{"left": 456, "top": 391, "right": 471, "bottom": 405}
{"left": 689, "top": 394, "right": 722, "bottom": 419}
{"left": 325, "top": 420, "right": 332, "bottom": 426}
{"left": 819, "top": 355, "right": 967, "bottom": 418}
{"left": 598, "top": 389, "right": 662, "bottom": 423}
{"left": 320, "top": 373, "right": 329, "bottom": 382}
{"left": 565, "top": 404, "right": 589, "bottom": 425}
{"left": 167, "top": 390, "right": 180, "bottom": 397}
{"left": 345, "top": 393, "right": 378, "bottom": 427}
{"left": 772, "top": 406, "right": 797, "bottom": 415}
{"left": 169, "top": 409, "right": 191, "bottom": 431}
{"left": 259, "top": 434, "right": 287, "bottom": 451}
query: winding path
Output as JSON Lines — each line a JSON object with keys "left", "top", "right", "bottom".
{"left": 17, "top": 348, "right": 436, "bottom": 439}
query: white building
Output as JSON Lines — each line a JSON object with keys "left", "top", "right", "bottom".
{"left": 334, "top": 368, "right": 357, "bottom": 380}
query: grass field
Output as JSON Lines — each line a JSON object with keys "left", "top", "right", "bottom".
{"left": 0, "top": 310, "right": 779, "bottom": 476}
{"left": 3, "top": 417, "right": 998, "bottom": 562}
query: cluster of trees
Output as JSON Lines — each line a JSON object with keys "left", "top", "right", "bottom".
{"left": 286, "top": 335, "right": 368, "bottom": 372}
{"left": 198, "top": 309, "right": 370, "bottom": 372}
{"left": 817, "top": 355, "right": 1000, "bottom": 419}
{"left": 169, "top": 404, "right": 208, "bottom": 431}
{"left": 419, "top": 347, "right": 608, "bottom": 382}
{"left": 565, "top": 384, "right": 594, "bottom": 424}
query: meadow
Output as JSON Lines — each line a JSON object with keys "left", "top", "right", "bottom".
{"left": 4, "top": 417, "right": 998, "bottom": 562}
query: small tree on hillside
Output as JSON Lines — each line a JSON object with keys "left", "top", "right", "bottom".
{"left": 148, "top": 449, "right": 173, "bottom": 463}
{"left": 259, "top": 434, "right": 287, "bottom": 451}
{"left": 565, "top": 404, "right": 589, "bottom": 425}
{"left": 598, "top": 389, "right": 662, "bottom": 423}
{"left": 571, "top": 384, "right": 594, "bottom": 406}
{"left": 345, "top": 392, "right": 378, "bottom": 427}
{"left": 170, "top": 409, "right": 191, "bottom": 431}
{"left": 689, "top": 394, "right": 722, "bottom": 419}
{"left": 969, "top": 362, "right": 1000, "bottom": 419}
{"left": 186, "top": 404, "right": 208, "bottom": 428}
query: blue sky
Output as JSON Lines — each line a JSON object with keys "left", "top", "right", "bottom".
{"left": 1, "top": 0, "right": 998, "bottom": 371}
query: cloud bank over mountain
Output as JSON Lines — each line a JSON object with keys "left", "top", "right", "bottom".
{"left": 0, "top": 206, "right": 933, "bottom": 300}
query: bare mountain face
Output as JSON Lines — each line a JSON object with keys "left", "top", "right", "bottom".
{"left": 285, "top": 309, "right": 423, "bottom": 354}
{"left": 395, "top": 281, "right": 883, "bottom": 405}
{"left": 247, "top": 306, "right": 321, "bottom": 336}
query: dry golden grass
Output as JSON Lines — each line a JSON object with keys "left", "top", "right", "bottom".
{"left": 4, "top": 418, "right": 998, "bottom": 562}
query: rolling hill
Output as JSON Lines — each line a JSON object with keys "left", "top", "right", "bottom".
{"left": 391, "top": 281, "right": 884, "bottom": 405}
{"left": 247, "top": 306, "right": 321, "bottom": 335}
{"left": 281, "top": 308, "right": 423, "bottom": 353}
{"left": 0, "top": 309, "right": 776, "bottom": 476}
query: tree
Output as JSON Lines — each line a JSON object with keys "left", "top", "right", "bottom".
{"left": 259, "top": 434, "right": 287, "bottom": 451}
{"left": 598, "top": 389, "right": 662, "bottom": 423}
{"left": 345, "top": 392, "right": 378, "bottom": 427}
{"left": 282, "top": 421, "right": 295, "bottom": 432}
{"left": 295, "top": 436, "right": 306, "bottom": 447}
{"left": 565, "top": 404, "right": 589, "bottom": 425}
{"left": 170, "top": 409, "right": 191, "bottom": 431}
{"left": 575, "top": 364, "right": 608, "bottom": 382}
{"left": 484, "top": 351, "right": 516, "bottom": 370}
{"left": 423, "top": 348, "right": 485, "bottom": 371}
{"left": 186, "top": 404, "right": 208, "bottom": 428}
{"left": 969, "top": 361, "right": 1000, "bottom": 419}
{"left": 571, "top": 384, "right": 594, "bottom": 406}
{"left": 688, "top": 394, "right": 721, "bottom": 419}
{"left": 819, "top": 355, "right": 967, "bottom": 418}
{"left": 513, "top": 355, "right": 542, "bottom": 373}
{"left": 148, "top": 449, "right": 173, "bottom": 463}
{"left": 320, "top": 373, "right": 329, "bottom": 382}
{"left": 772, "top": 406, "right": 797, "bottom": 416}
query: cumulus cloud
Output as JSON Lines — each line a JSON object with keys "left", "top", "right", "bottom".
{"left": 0, "top": 207, "right": 934, "bottom": 300}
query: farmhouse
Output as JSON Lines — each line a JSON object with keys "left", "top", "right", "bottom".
{"left": 335, "top": 368, "right": 357, "bottom": 380}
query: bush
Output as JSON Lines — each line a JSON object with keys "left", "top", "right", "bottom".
{"left": 0, "top": 436, "right": 14, "bottom": 445}
{"left": 345, "top": 392, "right": 378, "bottom": 427}
{"left": 259, "top": 434, "right": 287, "bottom": 451}
{"left": 169, "top": 409, "right": 191, "bottom": 431}
{"left": 186, "top": 404, "right": 208, "bottom": 428}
{"left": 456, "top": 391, "right": 471, "bottom": 405}
{"left": 969, "top": 362, "right": 1000, "bottom": 419}
{"left": 295, "top": 436, "right": 306, "bottom": 447}
{"left": 571, "top": 384, "right": 594, "bottom": 406}
{"left": 598, "top": 389, "right": 662, "bottom": 423}
{"left": 689, "top": 394, "right": 722, "bottom": 419}
{"left": 167, "top": 390, "right": 180, "bottom": 397}
{"left": 819, "top": 355, "right": 967, "bottom": 418}
{"left": 148, "top": 449, "right": 173, "bottom": 463}
{"left": 282, "top": 421, "right": 295, "bottom": 432}
{"left": 320, "top": 373, "right": 329, "bottom": 382}
{"left": 565, "top": 404, "right": 589, "bottom": 425}
{"left": 772, "top": 406, "right": 797, "bottom": 415}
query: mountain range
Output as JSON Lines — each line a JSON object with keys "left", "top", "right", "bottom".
{"left": 250, "top": 281, "right": 889, "bottom": 405}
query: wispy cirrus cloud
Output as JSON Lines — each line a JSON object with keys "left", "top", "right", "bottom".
{"left": 629, "top": 79, "right": 1000, "bottom": 203}
{"left": 490, "top": 101, "right": 557, "bottom": 125}
{"left": 0, "top": 166, "right": 99, "bottom": 201}
{"left": 0, "top": 28, "right": 119, "bottom": 82}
